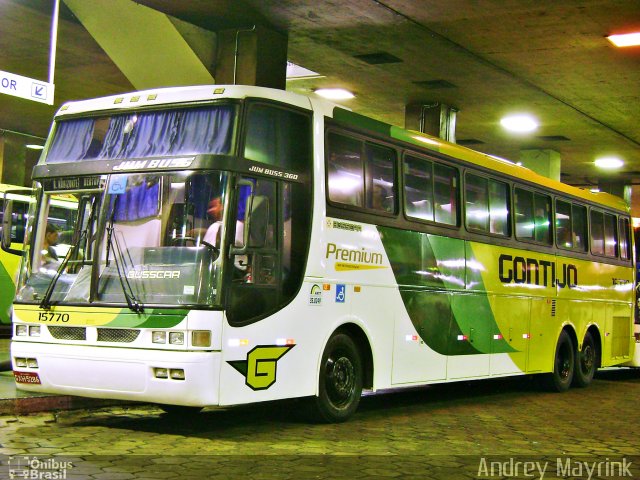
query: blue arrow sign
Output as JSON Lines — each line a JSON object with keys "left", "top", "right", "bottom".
{"left": 0, "top": 69, "right": 54, "bottom": 105}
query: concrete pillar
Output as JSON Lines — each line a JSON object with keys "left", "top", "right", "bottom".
{"left": 598, "top": 180, "right": 631, "bottom": 205}
{"left": 405, "top": 102, "right": 457, "bottom": 142}
{"left": 0, "top": 131, "right": 41, "bottom": 186}
{"left": 519, "top": 149, "right": 561, "bottom": 182}
{"left": 215, "top": 25, "right": 288, "bottom": 89}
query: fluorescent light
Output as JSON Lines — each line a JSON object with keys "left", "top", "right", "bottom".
{"left": 594, "top": 157, "right": 624, "bottom": 169}
{"left": 500, "top": 115, "right": 538, "bottom": 133}
{"left": 314, "top": 88, "right": 355, "bottom": 100}
{"left": 607, "top": 33, "right": 640, "bottom": 47}
{"left": 26, "top": 144, "right": 44, "bottom": 150}
{"left": 589, "top": 188, "right": 600, "bottom": 193}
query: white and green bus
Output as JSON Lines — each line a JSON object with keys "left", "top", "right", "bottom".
{"left": 3, "top": 85, "right": 637, "bottom": 421}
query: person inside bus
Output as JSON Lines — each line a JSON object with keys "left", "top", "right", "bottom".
{"left": 43, "top": 223, "right": 60, "bottom": 261}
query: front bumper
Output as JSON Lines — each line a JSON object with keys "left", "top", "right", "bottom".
{"left": 11, "top": 340, "right": 221, "bottom": 406}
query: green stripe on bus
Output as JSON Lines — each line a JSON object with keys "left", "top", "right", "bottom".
{"left": 332, "top": 108, "right": 391, "bottom": 137}
{"left": 108, "top": 308, "right": 189, "bottom": 328}
{"left": 378, "top": 226, "right": 516, "bottom": 356}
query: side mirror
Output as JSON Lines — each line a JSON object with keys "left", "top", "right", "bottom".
{"left": 1, "top": 198, "right": 22, "bottom": 255}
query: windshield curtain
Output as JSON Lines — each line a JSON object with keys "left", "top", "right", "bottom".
{"left": 46, "top": 105, "right": 235, "bottom": 163}
{"left": 17, "top": 171, "right": 232, "bottom": 308}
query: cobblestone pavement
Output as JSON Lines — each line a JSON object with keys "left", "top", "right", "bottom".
{"left": 1, "top": 369, "right": 640, "bottom": 479}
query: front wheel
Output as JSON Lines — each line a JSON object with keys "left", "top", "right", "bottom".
{"left": 573, "top": 331, "right": 597, "bottom": 388}
{"left": 310, "top": 333, "right": 363, "bottom": 423}
{"left": 545, "top": 330, "right": 575, "bottom": 392}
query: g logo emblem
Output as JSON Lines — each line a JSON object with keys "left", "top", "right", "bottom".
{"left": 228, "top": 345, "right": 294, "bottom": 391}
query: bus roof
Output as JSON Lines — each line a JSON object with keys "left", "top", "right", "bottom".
{"left": 51, "top": 85, "right": 627, "bottom": 213}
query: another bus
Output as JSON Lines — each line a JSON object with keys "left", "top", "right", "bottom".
{"left": 0, "top": 185, "right": 77, "bottom": 336}
{"left": 3, "top": 85, "right": 637, "bottom": 422}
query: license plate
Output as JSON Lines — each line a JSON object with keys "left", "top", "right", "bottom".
{"left": 13, "top": 371, "right": 41, "bottom": 385}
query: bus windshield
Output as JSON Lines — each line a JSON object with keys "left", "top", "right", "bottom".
{"left": 17, "top": 171, "right": 235, "bottom": 309}
{"left": 45, "top": 104, "right": 235, "bottom": 163}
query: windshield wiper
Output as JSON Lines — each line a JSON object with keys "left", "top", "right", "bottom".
{"left": 39, "top": 230, "right": 87, "bottom": 310}
{"left": 105, "top": 199, "right": 144, "bottom": 313}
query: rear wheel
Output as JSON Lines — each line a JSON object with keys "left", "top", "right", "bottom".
{"left": 573, "top": 331, "right": 597, "bottom": 388}
{"left": 310, "top": 333, "right": 363, "bottom": 423}
{"left": 546, "top": 330, "right": 575, "bottom": 392}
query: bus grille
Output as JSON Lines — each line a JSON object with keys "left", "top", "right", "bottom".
{"left": 97, "top": 328, "right": 140, "bottom": 343}
{"left": 48, "top": 326, "right": 87, "bottom": 341}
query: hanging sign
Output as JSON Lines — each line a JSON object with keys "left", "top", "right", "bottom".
{"left": 0, "top": 69, "right": 54, "bottom": 105}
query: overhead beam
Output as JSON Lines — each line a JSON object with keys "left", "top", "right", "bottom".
{"left": 63, "top": 0, "right": 215, "bottom": 90}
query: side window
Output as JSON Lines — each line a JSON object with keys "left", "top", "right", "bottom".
{"left": 327, "top": 132, "right": 397, "bottom": 214}
{"left": 327, "top": 133, "right": 363, "bottom": 207}
{"left": 465, "top": 174, "right": 489, "bottom": 232}
{"left": 572, "top": 204, "right": 587, "bottom": 252}
{"left": 465, "top": 174, "right": 509, "bottom": 235}
{"left": 514, "top": 189, "right": 551, "bottom": 244}
{"left": 590, "top": 210, "right": 605, "bottom": 255}
{"left": 403, "top": 155, "right": 458, "bottom": 226}
{"left": 244, "top": 104, "right": 311, "bottom": 171}
{"left": 404, "top": 156, "right": 434, "bottom": 221}
{"left": 619, "top": 217, "right": 631, "bottom": 260}
{"left": 556, "top": 199, "right": 587, "bottom": 252}
{"left": 366, "top": 143, "right": 396, "bottom": 213}
{"left": 603, "top": 213, "right": 617, "bottom": 257}
{"left": 433, "top": 164, "right": 458, "bottom": 226}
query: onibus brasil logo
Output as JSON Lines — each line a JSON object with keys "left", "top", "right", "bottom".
{"left": 228, "top": 345, "right": 295, "bottom": 391}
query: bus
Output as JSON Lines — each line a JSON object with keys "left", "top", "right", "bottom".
{"left": 3, "top": 85, "right": 638, "bottom": 422}
{"left": 0, "top": 184, "right": 77, "bottom": 336}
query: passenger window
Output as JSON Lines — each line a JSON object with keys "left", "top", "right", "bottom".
{"left": 366, "top": 143, "right": 396, "bottom": 213}
{"left": 465, "top": 174, "right": 509, "bottom": 235}
{"left": 514, "top": 189, "right": 551, "bottom": 244}
{"left": 327, "top": 132, "right": 397, "bottom": 214}
{"left": 604, "top": 213, "right": 617, "bottom": 257}
{"left": 556, "top": 200, "right": 587, "bottom": 252}
{"left": 403, "top": 156, "right": 434, "bottom": 221}
{"left": 433, "top": 164, "right": 458, "bottom": 226}
{"left": 465, "top": 174, "right": 489, "bottom": 232}
{"left": 619, "top": 217, "right": 631, "bottom": 260}
{"left": 590, "top": 210, "right": 605, "bottom": 255}
{"left": 327, "top": 134, "right": 364, "bottom": 207}
{"left": 403, "top": 155, "right": 458, "bottom": 226}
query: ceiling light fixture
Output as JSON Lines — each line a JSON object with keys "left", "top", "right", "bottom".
{"left": 26, "top": 144, "right": 44, "bottom": 150}
{"left": 607, "top": 32, "right": 640, "bottom": 47}
{"left": 594, "top": 157, "right": 624, "bottom": 169}
{"left": 314, "top": 88, "right": 355, "bottom": 100}
{"left": 500, "top": 114, "right": 538, "bottom": 133}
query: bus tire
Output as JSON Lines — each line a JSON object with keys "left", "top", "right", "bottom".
{"left": 573, "top": 331, "right": 597, "bottom": 388}
{"left": 311, "top": 333, "right": 363, "bottom": 423}
{"left": 545, "top": 330, "right": 575, "bottom": 392}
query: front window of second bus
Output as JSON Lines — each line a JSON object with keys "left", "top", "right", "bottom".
{"left": 96, "top": 171, "right": 231, "bottom": 308}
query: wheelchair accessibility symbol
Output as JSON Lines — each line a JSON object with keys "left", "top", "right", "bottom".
{"left": 335, "top": 284, "right": 346, "bottom": 303}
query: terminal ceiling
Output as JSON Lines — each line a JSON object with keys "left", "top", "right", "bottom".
{"left": 1, "top": 0, "right": 639, "bottom": 188}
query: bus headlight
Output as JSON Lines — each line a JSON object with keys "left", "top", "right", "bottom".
{"left": 29, "top": 325, "right": 41, "bottom": 337}
{"left": 15, "top": 325, "right": 28, "bottom": 336}
{"left": 154, "top": 368, "right": 168, "bottom": 379}
{"left": 192, "top": 330, "right": 211, "bottom": 347}
{"left": 169, "top": 369, "right": 185, "bottom": 380}
{"left": 169, "top": 332, "right": 184, "bottom": 345}
{"left": 152, "top": 331, "right": 167, "bottom": 344}
{"left": 15, "top": 357, "right": 27, "bottom": 368}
